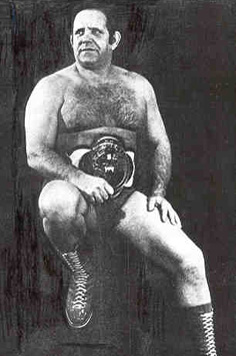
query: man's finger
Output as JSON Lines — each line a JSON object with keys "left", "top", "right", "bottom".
{"left": 98, "top": 186, "right": 109, "bottom": 201}
{"left": 174, "top": 213, "right": 182, "bottom": 228}
{"left": 104, "top": 182, "right": 114, "bottom": 196}
{"left": 168, "top": 208, "right": 177, "bottom": 225}
{"left": 147, "top": 197, "right": 156, "bottom": 211}
{"left": 93, "top": 191, "right": 103, "bottom": 204}
{"left": 167, "top": 208, "right": 182, "bottom": 228}
{"left": 160, "top": 202, "right": 168, "bottom": 222}
{"left": 102, "top": 190, "right": 109, "bottom": 200}
{"left": 89, "top": 195, "right": 96, "bottom": 204}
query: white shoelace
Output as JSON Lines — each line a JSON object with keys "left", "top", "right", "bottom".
{"left": 199, "top": 311, "right": 217, "bottom": 356}
{"left": 63, "top": 251, "right": 90, "bottom": 310}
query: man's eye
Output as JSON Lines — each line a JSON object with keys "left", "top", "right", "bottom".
{"left": 92, "top": 29, "right": 102, "bottom": 35}
{"left": 76, "top": 29, "right": 84, "bottom": 36}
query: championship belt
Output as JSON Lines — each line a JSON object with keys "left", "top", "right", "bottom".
{"left": 70, "top": 136, "right": 135, "bottom": 197}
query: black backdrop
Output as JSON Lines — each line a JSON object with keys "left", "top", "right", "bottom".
{"left": 1, "top": 0, "right": 236, "bottom": 355}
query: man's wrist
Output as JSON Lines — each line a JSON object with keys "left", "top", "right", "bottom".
{"left": 151, "top": 189, "right": 166, "bottom": 198}
{"left": 151, "top": 181, "right": 166, "bottom": 197}
{"left": 67, "top": 167, "right": 86, "bottom": 188}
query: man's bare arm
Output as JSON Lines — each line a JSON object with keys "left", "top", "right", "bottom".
{"left": 144, "top": 79, "right": 171, "bottom": 197}
{"left": 142, "top": 78, "right": 181, "bottom": 226}
{"left": 25, "top": 77, "right": 113, "bottom": 203}
{"left": 25, "top": 77, "right": 77, "bottom": 181}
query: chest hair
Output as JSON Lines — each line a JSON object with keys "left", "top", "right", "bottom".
{"left": 62, "top": 82, "right": 143, "bottom": 131}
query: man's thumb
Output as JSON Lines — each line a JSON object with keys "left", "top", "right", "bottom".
{"left": 147, "top": 197, "right": 156, "bottom": 212}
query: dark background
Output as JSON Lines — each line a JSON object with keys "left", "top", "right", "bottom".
{"left": 0, "top": 0, "right": 236, "bottom": 355}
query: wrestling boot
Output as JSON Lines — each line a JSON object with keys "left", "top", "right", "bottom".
{"left": 186, "top": 304, "right": 218, "bottom": 356}
{"left": 62, "top": 250, "right": 94, "bottom": 328}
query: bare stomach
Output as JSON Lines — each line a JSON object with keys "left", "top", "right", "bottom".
{"left": 56, "top": 126, "right": 137, "bottom": 154}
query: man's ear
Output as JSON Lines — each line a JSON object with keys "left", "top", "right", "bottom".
{"left": 111, "top": 31, "right": 121, "bottom": 51}
{"left": 70, "top": 34, "right": 73, "bottom": 47}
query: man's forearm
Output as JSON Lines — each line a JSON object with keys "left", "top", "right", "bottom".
{"left": 27, "top": 148, "right": 81, "bottom": 185}
{"left": 151, "top": 139, "right": 172, "bottom": 197}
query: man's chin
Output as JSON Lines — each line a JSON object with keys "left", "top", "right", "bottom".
{"left": 79, "top": 51, "right": 98, "bottom": 60}
{"left": 77, "top": 59, "right": 99, "bottom": 70}
{"left": 77, "top": 53, "right": 97, "bottom": 64}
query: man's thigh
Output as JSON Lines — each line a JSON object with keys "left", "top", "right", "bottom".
{"left": 115, "top": 191, "right": 200, "bottom": 274}
{"left": 39, "top": 180, "right": 133, "bottom": 234}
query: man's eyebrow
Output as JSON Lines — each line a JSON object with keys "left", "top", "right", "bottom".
{"left": 74, "top": 26, "right": 104, "bottom": 34}
{"left": 89, "top": 26, "right": 103, "bottom": 31}
{"left": 75, "top": 27, "right": 84, "bottom": 34}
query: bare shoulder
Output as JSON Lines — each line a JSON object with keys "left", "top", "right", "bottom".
{"left": 27, "top": 65, "right": 75, "bottom": 105}
{"left": 111, "top": 67, "right": 154, "bottom": 99}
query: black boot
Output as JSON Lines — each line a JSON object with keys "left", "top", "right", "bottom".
{"left": 185, "top": 303, "right": 217, "bottom": 356}
{"left": 62, "top": 250, "right": 94, "bottom": 328}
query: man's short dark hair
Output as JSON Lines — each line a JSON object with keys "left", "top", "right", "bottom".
{"left": 69, "top": 1, "right": 117, "bottom": 39}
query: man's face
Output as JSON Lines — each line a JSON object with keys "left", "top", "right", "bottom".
{"left": 71, "top": 9, "right": 112, "bottom": 69}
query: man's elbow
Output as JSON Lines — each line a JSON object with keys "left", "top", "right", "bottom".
{"left": 26, "top": 150, "right": 40, "bottom": 170}
{"left": 153, "top": 136, "right": 171, "bottom": 154}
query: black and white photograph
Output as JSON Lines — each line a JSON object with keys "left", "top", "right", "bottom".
{"left": 0, "top": 1, "right": 235, "bottom": 355}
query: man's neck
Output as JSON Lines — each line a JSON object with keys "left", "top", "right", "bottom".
{"left": 74, "top": 61, "right": 113, "bottom": 84}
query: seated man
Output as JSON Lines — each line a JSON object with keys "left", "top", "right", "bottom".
{"left": 25, "top": 3, "right": 218, "bottom": 355}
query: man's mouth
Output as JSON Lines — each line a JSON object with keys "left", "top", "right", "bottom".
{"left": 79, "top": 48, "right": 97, "bottom": 53}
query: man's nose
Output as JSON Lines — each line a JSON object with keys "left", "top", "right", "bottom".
{"left": 81, "top": 28, "right": 93, "bottom": 41}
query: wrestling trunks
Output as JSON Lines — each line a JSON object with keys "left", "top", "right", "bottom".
{"left": 67, "top": 135, "right": 135, "bottom": 231}
{"left": 69, "top": 136, "right": 135, "bottom": 198}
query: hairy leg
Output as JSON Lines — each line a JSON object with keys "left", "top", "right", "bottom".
{"left": 115, "top": 190, "right": 211, "bottom": 307}
{"left": 115, "top": 191, "right": 218, "bottom": 355}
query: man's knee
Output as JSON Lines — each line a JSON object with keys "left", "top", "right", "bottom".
{"left": 177, "top": 245, "right": 206, "bottom": 284}
{"left": 38, "top": 180, "right": 88, "bottom": 221}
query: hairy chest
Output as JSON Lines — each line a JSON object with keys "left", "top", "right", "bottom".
{"left": 60, "top": 83, "right": 145, "bottom": 132}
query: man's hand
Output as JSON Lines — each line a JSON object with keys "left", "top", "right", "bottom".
{"left": 75, "top": 172, "right": 114, "bottom": 204}
{"left": 147, "top": 196, "right": 182, "bottom": 228}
